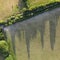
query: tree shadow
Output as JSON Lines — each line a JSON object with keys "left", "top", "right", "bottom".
{"left": 39, "top": 20, "right": 45, "bottom": 48}
{"left": 49, "top": 15, "right": 59, "bottom": 50}
{"left": 18, "top": 0, "right": 28, "bottom": 10}
{"left": 25, "top": 30, "right": 30, "bottom": 60}
{"left": 18, "top": 0, "right": 24, "bottom": 10}
{"left": 23, "top": 20, "right": 45, "bottom": 59}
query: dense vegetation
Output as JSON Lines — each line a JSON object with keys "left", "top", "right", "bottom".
{"left": 0, "top": 0, "right": 60, "bottom": 60}
{"left": 27, "top": 0, "right": 60, "bottom": 9}
{"left": 0, "top": 41, "right": 9, "bottom": 57}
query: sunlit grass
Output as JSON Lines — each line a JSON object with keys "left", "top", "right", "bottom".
{"left": 27, "top": 0, "right": 60, "bottom": 9}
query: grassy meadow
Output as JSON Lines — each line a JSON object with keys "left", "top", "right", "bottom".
{"left": 0, "top": 0, "right": 19, "bottom": 22}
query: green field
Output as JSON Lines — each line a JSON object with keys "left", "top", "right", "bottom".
{"left": 27, "top": 0, "right": 60, "bottom": 9}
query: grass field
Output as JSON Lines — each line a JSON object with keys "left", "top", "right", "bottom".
{"left": 27, "top": 0, "right": 60, "bottom": 9}
{"left": 0, "top": 0, "right": 19, "bottom": 21}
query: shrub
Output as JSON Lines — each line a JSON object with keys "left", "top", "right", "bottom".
{"left": 0, "top": 27, "right": 5, "bottom": 40}
{"left": 5, "top": 55, "right": 14, "bottom": 60}
{"left": 0, "top": 40, "right": 9, "bottom": 58}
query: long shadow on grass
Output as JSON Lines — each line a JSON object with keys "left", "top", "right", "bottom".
{"left": 10, "top": 30, "right": 16, "bottom": 54}
{"left": 49, "top": 14, "right": 60, "bottom": 50}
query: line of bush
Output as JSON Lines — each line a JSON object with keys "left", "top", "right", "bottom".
{"left": 1, "top": 2, "right": 59, "bottom": 27}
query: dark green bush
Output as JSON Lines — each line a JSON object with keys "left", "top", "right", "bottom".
{"left": 5, "top": 55, "right": 14, "bottom": 60}
{"left": 0, "top": 27, "right": 5, "bottom": 40}
{"left": 0, "top": 40, "right": 9, "bottom": 58}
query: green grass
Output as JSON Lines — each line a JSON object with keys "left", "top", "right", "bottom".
{"left": 27, "top": 0, "right": 60, "bottom": 9}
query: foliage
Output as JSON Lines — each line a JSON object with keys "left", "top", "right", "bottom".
{"left": 0, "top": 40, "right": 15, "bottom": 60}
{"left": 7, "top": 39, "right": 16, "bottom": 60}
{"left": 0, "top": 27, "right": 5, "bottom": 40}
{"left": 0, "top": 40, "right": 9, "bottom": 58}
{"left": 5, "top": 55, "right": 14, "bottom": 60}
{"left": 27, "top": 0, "right": 60, "bottom": 9}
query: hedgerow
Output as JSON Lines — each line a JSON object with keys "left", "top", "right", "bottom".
{"left": 2, "top": 2, "right": 60, "bottom": 27}
{"left": 0, "top": 40, "right": 9, "bottom": 58}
